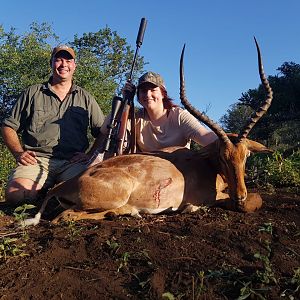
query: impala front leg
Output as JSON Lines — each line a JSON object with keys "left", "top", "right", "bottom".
{"left": 52, "top": 204, "right": 142, "bottom": 224}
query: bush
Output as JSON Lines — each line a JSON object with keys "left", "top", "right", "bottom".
{"left": 247, "top": 150, "right": 300, "bottom": 188}
{"left": 0, "top": 143, "right": 16, "bottom": 201}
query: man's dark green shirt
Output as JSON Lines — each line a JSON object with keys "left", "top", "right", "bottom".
{"left": 3, "top": 79, "right": 105, "bottom": 160}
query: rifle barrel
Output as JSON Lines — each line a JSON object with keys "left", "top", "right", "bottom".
{"left": 128, "top": 18, "right": 147, "bottom": 81}
{"left": 136, "top": 18, "right": 147, "bottom": 47}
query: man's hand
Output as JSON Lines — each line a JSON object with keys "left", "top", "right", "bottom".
{"left": 122, "top": 81, "right": 136, "bottom": 101}
{"left": 15, "top": 150, "right": 37, "bottom": 166}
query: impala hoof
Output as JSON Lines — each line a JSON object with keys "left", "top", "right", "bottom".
{"left": 237, "top": 193, "right": 263, "bottom": 213}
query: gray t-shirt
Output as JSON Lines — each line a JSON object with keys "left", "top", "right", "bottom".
{"left": 3, "top": 80, "right": 104, "bottom": 160}
{"left": 135, "top": 107, "right": 213, "bottom": 152}
{"left": 101, "top": 106, "right": 215, "bottom": 152}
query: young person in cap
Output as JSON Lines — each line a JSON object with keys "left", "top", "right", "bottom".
{"left": 1, "top": 45, "right": 105, "bottom": 204}
{"left": 99, "top": 71, "right": 217, "bottom": 153}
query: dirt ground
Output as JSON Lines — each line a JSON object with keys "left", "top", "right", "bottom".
{"left": 0, "top": 189, "right": 299, "bottom": 300}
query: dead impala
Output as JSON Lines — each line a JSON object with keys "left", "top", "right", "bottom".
{"left": 24, "top": 38, "right": 273, "bottom": 226}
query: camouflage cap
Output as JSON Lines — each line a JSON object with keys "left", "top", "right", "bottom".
{"left": 51, "top": 45, "right": 76, "bottom": 60}
{"left": 137, "top": 72, "right": 166, "bottom": 89}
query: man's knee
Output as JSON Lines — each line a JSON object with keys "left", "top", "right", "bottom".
{"left": 5, "top": 178, "right": 42, "bottom": 205}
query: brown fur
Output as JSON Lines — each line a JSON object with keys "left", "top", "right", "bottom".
{"left": 24, "top": 135, "right": 270, "bottom": 225}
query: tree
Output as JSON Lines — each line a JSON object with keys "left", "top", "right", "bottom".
{"left": 0, "top": 22, "right": 57, "bottom": 122}
{"left": 220, "top": 103, "right": 253, "bottom": 133}
{"left": 238, "top": 62, "right": 300, "bottom": 122}
{"left": 220, "top": 61, "right": 300, "bottom": 149}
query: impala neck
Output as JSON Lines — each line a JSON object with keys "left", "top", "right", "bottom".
{"left": 197, "top": 139, "right": 223, "bottom": 173}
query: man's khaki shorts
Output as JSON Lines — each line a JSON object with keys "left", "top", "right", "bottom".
{"left": 8, "top": 156, "right": 87, "bottom": 188}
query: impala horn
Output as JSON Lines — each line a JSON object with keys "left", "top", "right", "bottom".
{"left": 180, "top": 44, "right": 231, "bottom": 145}
{"left": 238, "top": 37, "right": 273, "bottom": 140}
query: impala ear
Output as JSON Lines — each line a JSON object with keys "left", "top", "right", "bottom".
{"left": 247, "top": 140, "right": 273, "bottom": 154}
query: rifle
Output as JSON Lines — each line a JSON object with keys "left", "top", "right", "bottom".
{"left": 103, "top": 17, "right": 147, "bottom": 157}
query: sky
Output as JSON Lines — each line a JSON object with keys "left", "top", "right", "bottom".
{"left": 1, "top": 0, "right": 300, "bottom": 122}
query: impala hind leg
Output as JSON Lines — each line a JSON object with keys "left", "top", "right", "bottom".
{"left": 52, "top": 204, "right": 141, "bottom": 224}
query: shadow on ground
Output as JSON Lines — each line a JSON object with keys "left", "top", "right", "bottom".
{"left": 0, "top": 189, "right": 299, "bottom": 299}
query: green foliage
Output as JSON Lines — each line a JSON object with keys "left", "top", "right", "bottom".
{"left": 206, "top": 263, "right": 270, "bottom": 299}
{"left": 13, "top": 203, "right": 36, "bottom": 222}
{"left": 194, "top": 271, "right": 207, "bottom": 296}
{"left": 264, "top": 153, "right": 300, "bottom": 187}
{"left": 280, "top": 267, "right": 300, "bottom": 298}
{"left": 162, "top": 292, "right": 175, "bottom": 300}
{"left": 237, "top": 282, "right": 269, "bottom": 300}
{"left": 291, "top": 268, "right": 300, "bottom": 288}
{"left": 65, "top": 220, "right": 83, "bottom": 241}
{"left": 0, "top": 23, "right": 58, "bottom": 121}
{"left": 258, "top": 223, "right": 273, "bottom": 235}
{"left": 203, "top": 230, "right": 280, "bottom": 300}
{"left": 117, "top": 251, "right": 130, "bottom": 272}
{"left": 254, "top": 240, "right": 277, "bottom": 285}
{"left": 220, "top": 103, "right": 253, "bottom": 133}
{"left": 105, "top": 237, "right": 120, "bottom": 255}
{"left": 268, "top": 120, "right": 300, "bottom": 152}
{"left": 14, "top": 204, "right": 36, "bottom": 238}
{"left": 0, "top": 237, "right": 28, "bottom": 261}
{"left": 247, "top": 151, "right": 300, "bottom": 188}
{"left": 0, "top": 142, "right": 16, "bottom": 201}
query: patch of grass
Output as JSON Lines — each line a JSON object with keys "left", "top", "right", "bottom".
{"left": 199, "top": 243, "right": 284, "bottom": 300}
{"left": 254, "top": 241, "right": 277, "bottom": 285}
{"left": 162, "top": 292, "right": 175, "bottom": 300}
{"left": 0, "top": 237, "right": 28, "bottom": 261}
{"left": 292, "top": 267, "right": 300, "bottom": 286}
{"left": 0, "top": 143, "right": 16, "bottom": 202}
{"left": 65, "top": 220, "right": 83, "bottom": 241}
{"left": 280, "top": 267, "right": 300, "bottom": 299}
{"left": 117, "top": 251, "right": 130, "bottom": 272}
{"left": 237, "top": 281, "right": 270, "bottom": 300}
{"left": 105, "top": 237, "right": 120, "bottom": 256}
{"left": 193, "top": 271, "right": 207, "bottom": 297}
{"left": 247, "top": 150, "right": 300, "bottom": 188}
{"left": 205, "top": 263, "right": 271, "bottom": 299}
{"left": 258, "top": 222, "right": 273, "bottom": 235}
{"left": 197, "top": 205, "right": 210, "bottom": 214}
{"left": 255, "top": 223, "right": 277, "bottom": 286}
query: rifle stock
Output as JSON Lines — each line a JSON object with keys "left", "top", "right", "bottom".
{"left": 103, "top": 96, "right": 123, "bottom": 153}
{"left": 116, "top": 99, "right": 131, "bottom": 155}
{"left": 130, "top": 104, "right": 136, "bottom": 153}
